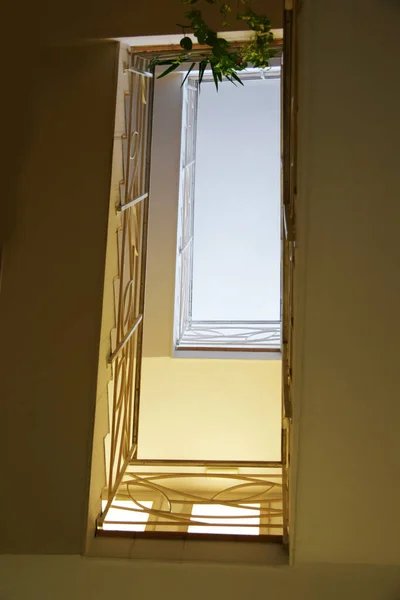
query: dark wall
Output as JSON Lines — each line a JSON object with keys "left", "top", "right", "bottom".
{"left": 0, "top": 41, "right": 118, "bottom": 554}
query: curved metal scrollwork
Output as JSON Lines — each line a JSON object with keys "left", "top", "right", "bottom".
{"left": 101, "top": 469, "right": 283, "bottom": 534}
{"left": 99, "top": 53, "right": 154, "bottom": 525}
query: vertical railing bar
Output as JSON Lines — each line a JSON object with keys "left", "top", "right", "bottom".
{"left": 108, "top": 68, "right": 135, "bottom": 495}
{"left": 132, "top": 62, "right": 155, "bottom": 447}
{"left": 111, "top": 361, "right": 126, "bottom": 492}
{"left": 97, "top": 443, "right": 138, "bottom": 527}
{"left": 140, "top": 72, "right": 148, "bottom": 198}
{"left": 109, "top": 357, "right": 121, "bottom": 491}
{"left": 125, "top": 189, "right": 136, "bottom": 455}
{"left": 109, "top": 55, "right": 147, "bottom": 498}
{"left": 128, "top": 70, "right": 141, "bottom": 205}
{"left": 137, "top": 81, "right": 143, "bottom": 197}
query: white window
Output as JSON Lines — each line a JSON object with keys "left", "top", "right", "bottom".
{"left": 174, "top": 67, "right": 281, "bottom": 352}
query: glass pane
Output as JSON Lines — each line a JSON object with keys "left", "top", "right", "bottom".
{"left": 192, "top": 78, "right": 281, "bottom": 322}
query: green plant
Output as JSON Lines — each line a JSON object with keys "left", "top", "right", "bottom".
{"left": 148, "top": 0, "right": 275, "bottom": 91}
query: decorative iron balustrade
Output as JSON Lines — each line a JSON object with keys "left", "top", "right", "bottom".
{"left": 98, "top": 463, "right": 283, "bottom": 536}
{"left": 178, "top": 320, "right": 281, "bottom": 350}
{"left": 100, "top": 53, "right": 154, "bottom": 520}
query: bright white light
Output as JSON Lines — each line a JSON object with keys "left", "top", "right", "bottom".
{"left": 101, "top": 500, "right": 153, "bottom": 532}
{"left": 188, "top": 503, "right": 260, "bottom": 535}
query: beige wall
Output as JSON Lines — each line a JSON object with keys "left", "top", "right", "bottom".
{"left": 1, "top": 555, "right": 400, "bottom": 600}
{"left": 138, "top": 357, "right": 282, "bottom": 460}
{"left": 290, "top": 0, "right": 400, "bottom": 567}
{"left": 14, "top": 0, "right": 283, "bottom": 43}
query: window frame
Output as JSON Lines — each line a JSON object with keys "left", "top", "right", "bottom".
{"left": 173, "top": 64, "right": 283, "bottom": 355}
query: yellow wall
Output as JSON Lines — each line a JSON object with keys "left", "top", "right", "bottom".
{"left": 138, "top": 357, "right": 282, "bottom": 461}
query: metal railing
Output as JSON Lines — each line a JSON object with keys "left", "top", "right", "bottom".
{"left": 99, "top": 462, "right": 283, "bottom": 537}
{"left": 99, "top": 53, "right": 154, "bottom": 525}
{"left": 178, "top": 320, "right": 281, "bottom": 350}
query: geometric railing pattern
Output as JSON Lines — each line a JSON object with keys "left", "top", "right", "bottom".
{"left": 178, "top": 320, "right": 281, "bottom": 350}
{"left": 99, "top": 466, "right": 283, "bottom": 536}
{"left": 99, "top": 52, "right": 154, "bottom": 525}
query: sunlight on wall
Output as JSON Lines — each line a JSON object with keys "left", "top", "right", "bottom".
{"left": 137, "top": 357, "right": 281, "bottom": 461}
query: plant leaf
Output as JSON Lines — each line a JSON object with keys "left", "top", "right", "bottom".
{"left": 205, "top": 30, "right": 218, "bottom": 46}
{"left": 199, "top": 60, "right": 208, "bottom": 86}
{"left": 231, "top": 71, "right": 244, "bottom": 86}
{"left": 220, "top": 3, "right": 231, "bottom": 14}
{"left": 225, "top": 75, "right": 237, "bottom": 86}
{"left": 157, "top": 62, "right": 181, "bottom": 79}
{"left": 197, "top": 32, "right": 207, "bottom": 44}
{"left": 211, "top": 63, "right": 219, "bottom": 91}
{"left": 181, "top": 63, "right": 196, "bottom": 88}
{"left": 180, "top": 36, "right": 193, "bottom": 50}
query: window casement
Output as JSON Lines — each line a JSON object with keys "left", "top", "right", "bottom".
{"left": 94, "top": 4, "right": 296, "bottom": 549}
{"left": 174, "top": 68, "right": 282, "bottom": 354}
